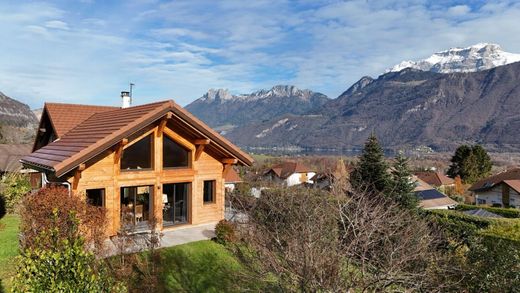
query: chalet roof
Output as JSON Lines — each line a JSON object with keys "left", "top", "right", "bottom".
{"left": 415, "top": 189, "right": 458, "bottom": 209}
{"left": 414, "top": 171, "right": 454, "bottom": 187}
{"left": 266, "top": 161, "right": 313, "bottom": 179}
{"left": 224, "top": 168, "right": 242, "bottom": 183}
{"left": 44, "top": 103, "right": 118, "bottom": 138}
{"left": 462, "top": 209, "right": 503, "bottom": 218}
{"left": 469, "top": 168, "right": 520, "bottom": 192}
{"left": 413, "top": 176, "right": 435, "bottom": 192}
{"left": 0, "top": 144, "right": 32, "bottom": 172}
{"left": 21, "top": 100, "right": 253, "bottom": 177}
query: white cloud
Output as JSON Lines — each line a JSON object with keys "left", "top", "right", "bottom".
{"left": 45, "top": 20, "right": 69, "bottom": 30}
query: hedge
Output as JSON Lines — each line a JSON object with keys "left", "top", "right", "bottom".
{"left": 455, "top": 204, "right": 520, "bottom": 218}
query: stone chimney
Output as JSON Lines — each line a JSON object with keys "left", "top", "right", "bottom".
{"left": 121, "top": 91, "right": 131, "bottom": 108}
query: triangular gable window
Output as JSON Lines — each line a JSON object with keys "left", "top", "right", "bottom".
{"left": 163, "top": 135, "right": 190, "bottom": 168}
{"left": 121, "top": 134, "right": 154, "bottom": 170}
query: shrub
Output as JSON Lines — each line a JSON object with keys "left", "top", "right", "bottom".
{"left": 455, "top": 204, "right": 520, "bottom": 218}
{"left": 0, "top": 172, "right": 30, "bottom": 213}
{"left": 12, "top": 210, "right": 124, "bottom": 293}
{"left": 215, "top": 220, "right": 237, "bottom": 245}
{"left": 19, "top": 186, "right": 107, "bottom": 254}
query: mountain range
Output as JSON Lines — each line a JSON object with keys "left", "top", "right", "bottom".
{"left": 185, "top": 85, "right": 329, "bottom": 133}
{"left": 0, "top": 92, "right": 38, "bottom": 144}
{"left": 187, "top": 43, "right": 520, "bottom": 152}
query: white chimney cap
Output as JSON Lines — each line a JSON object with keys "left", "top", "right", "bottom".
{"left": 121, "top": 91, "right": 131, "bottom": 108}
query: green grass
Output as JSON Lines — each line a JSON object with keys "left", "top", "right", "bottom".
{"left": 158, "top": 240, "right": 255, "bottom": 293}
{"left": 0, "top": 214, "right": 20, "bottom": 290}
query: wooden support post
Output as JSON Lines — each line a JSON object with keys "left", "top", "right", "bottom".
{"left": 221, "top": 158, "right": 237, "bottom": 177}
{"left": 72, "top": 163, "right": 85, "bottom": 192}
{"left": 157, "top": 112, "right": 173, "bottom": 137}
{"left": 194, "top": 138, "right": 211, "bottom": 161}
{"left": 113, "top": 139, "right": 128, "bottom": 175}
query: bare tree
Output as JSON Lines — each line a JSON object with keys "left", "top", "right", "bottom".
{"left": 229, "top": 185, "right": 461, "bottom": 292}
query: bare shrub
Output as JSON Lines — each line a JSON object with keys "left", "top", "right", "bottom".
{"left": 19, "top": 186, "right": 107, "bottom": 254}
{"left": 230, "top": 186, "right": 460, "bottom": 292}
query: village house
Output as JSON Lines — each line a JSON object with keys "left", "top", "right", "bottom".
{"left": 0, "top": 144, "right": 32, "bottom": 175}
{"left": 20, "top": 95, "right": 253, "bottom": 236}
{"left": 224, "top": 167, "right": 242, "bottom": 193}
{"left": 264, "top": 161, "right": 316, "bottom": 187}
{"left": 469, "top": 168, "right": 520, "bottom": 209}
{"left": 414, "top": 171, "right": 454, "bottom": 192}
{"left": 413, "top": 176, "right": 458, "bottom": 210}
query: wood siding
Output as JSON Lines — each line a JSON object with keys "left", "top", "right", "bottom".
{"left": 67, "top": 123, "right": 226, "bottom": 236}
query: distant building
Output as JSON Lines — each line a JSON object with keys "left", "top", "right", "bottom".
{"left": 462, "top": 209, "right": 503, "bottom": 218}
{"left": 413, "top": 177, "right": 458, "bottom": 210}
{"left": 414, "top": 171, "right": 454, "bottom": 192}
{"left": 224, "top": 168, "right": 242, "bottom": 192}
{"left": 264, "top": 161, "right": 316, "bottom": 187}
{"left": 469, "top": 168, "right": 520, "bottom": 208}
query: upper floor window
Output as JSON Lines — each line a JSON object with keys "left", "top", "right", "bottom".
{"left": 163, "top": 135, "right": 190, "bottom": 168}
{"left": 121, "top": 134, "right": 153, "bottom": 170}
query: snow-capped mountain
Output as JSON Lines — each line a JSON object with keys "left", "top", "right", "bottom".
{"left": 387, "top": 43, "right": 520, "bottom": 73}
{"left": 185, "top": 85, "right": 329, "bottom": 130}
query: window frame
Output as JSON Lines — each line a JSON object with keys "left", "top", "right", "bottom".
{"left": 86, "top": 188, "right": 105, "bottom": 207}
{"left": 203, "top": 180, "right": 216, "bottom": 204}
{"left": 120, "top": 133, "right": 155, "bottom": 172}
{"left": 162, "top": 134, "right": 192, "bottom": 170}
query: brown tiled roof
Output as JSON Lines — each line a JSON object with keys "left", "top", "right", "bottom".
{"left": 22, "top": 100, "right": 253, "bottom": 177}
{"left": 414, "top": 171, "right": 454, "bottom": 187}
{"left": 469, "top": 168, "right": 520, "bottom": 191}
{"left": 503, "top": 180, "right": 520, "bottom": 194}
{"left": 0, "top": 144, "right": 32, "bottom": 172}
{"left": 419, "top": 195, "right": 458, "bottom": 209}
{"left": 266, "top": 162, "right": 313, "bottom": 179}
{"left": 412, "top": 176, "right": 434, "bottom": 192}
{"left": 45, "top": 103, "right": 117, "bottom": 137}
{"left": 224, "top": 168, "right": 242, "bottom": 183}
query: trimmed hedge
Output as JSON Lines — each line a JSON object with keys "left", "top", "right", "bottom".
{"left": 455, "top": 204, "right": 520, "bottom": 218}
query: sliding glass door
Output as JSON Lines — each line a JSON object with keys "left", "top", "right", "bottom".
{"left": 120, "top": 185, "right": 153, "bottom": 229}
{"left": 163, "top": 183, "right": 190, "bottom": 226}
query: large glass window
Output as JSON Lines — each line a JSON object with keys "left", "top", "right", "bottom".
{"left": 86, "top": 188, "right": 105, "bottom": 207}
{"left": 163, "top": 135, "right": 190, "bottom": 168}
{"left": 121, "top": 134, "right": 153, "bottom": 170}
{"left": 163, "top": 183, "right": 190, "bottom": 226}
{"left": 120, "top": 186, "right": 153, "bottom": 229}
{"left": 203, "top": 180, "right": 215, "bottom": 204}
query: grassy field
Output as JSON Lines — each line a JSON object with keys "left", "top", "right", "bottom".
{"left": 0, "top": 214, "right": 20, "bottom": 290}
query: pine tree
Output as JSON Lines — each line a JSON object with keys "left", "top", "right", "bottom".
{"left": 447, "top": 144, "right": 492, "bottom": 184}
{"left": 351, "top": 134, "right": 391, "bottom": 194}
{"left": 390, "top": 152, "right": 418, "bottom": 209}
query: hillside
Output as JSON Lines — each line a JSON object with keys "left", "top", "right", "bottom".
{"left": 226, "top": 61, "right": 520, "bottom": 151}
{"left": 185, "top": 85, "right": 329, "bottom": 132}
{"left": 0, "top": 92, "right": 38, "bottom": 144}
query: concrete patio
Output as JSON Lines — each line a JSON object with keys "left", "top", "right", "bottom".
{"left": 103, "top": 222, "right": 217, "bottom": 257}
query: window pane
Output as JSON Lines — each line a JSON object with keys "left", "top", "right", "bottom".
{"left": 86, "top": 188, "right": 104, "bottom": 207}
{"left": 203, "top": 180, "right": 215, "bottom": 203}
{"left": 163, "top": 135, "right": 190, "bottom": 168}
{"left": 121, "top": 134, "right": 153, "bottom": 170}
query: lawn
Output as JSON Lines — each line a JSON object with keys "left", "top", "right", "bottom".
{"left": 0, "top": 214, "right": 20, "bottom": 290}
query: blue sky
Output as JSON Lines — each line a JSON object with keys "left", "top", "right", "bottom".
{"left": 1, "top": 0, "right": 520, "bottom": 109}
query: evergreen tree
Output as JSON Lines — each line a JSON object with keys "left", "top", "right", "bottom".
{"left": 351, "top": 134, "right": 391, "bottom": 194}
{"left": 447, "top": 144, "right": 492, "bottom": 184}
{"left": 471, "top": 145, "right": 492, "bottom": 179}
{"left": 447, "top": 145, "right": 471, "bottom": 179}
{"left": 390, "top": 152, "right": 418, "bottom": 209}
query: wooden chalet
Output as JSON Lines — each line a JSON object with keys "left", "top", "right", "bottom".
{"left": 21, "top": 100, "right": 253, "bottom": 236}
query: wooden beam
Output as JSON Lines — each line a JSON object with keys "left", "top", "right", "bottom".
{"left": 222, "top": 158, "right": 238, "bottom": 165}
{"left": 194, "top": 138, "right": 211, "bottom": 161}
{"left": 72, "top": 168, "right": 82, "bottom": 191}
{"left": 157, "top": 113, "right": 173, "bottom": 137}
{"left": 78, "top": 163, "right": 86, "bottom": 171}
{"left": 194, "top": 138, "right": 210, "bottom": 145}
{"left": 113, "top": 139, "right": 128, "bottom": 166}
